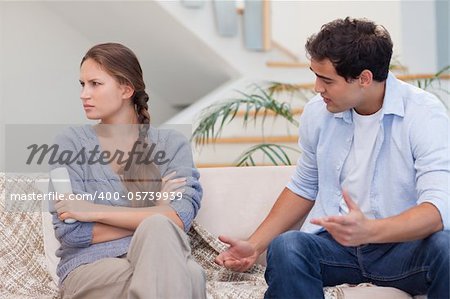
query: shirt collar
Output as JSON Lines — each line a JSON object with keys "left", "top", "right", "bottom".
{"left": 333, "top": 72, "right": 405, "bottom": 123}
{"left": 381, "top": 72, "right": 405, "bottom": 117}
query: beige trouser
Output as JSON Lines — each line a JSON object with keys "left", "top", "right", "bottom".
{"left": 61, "top": 215, "right": 207, "bottom": 299}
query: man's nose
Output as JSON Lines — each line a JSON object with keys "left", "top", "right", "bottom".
{"left": 314, "top": 79, "right": 325, "bottom": 93}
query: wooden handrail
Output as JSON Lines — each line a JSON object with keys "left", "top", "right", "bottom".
{"left": 266, "top": 61, "right": 310, "bottom": 68}
{"left": 197, "top": 163, "right": 279, "bottom": 168}
{"left": 195, "top": 135, "right": 298, "bottom": 144}
{"left": 197, "top": 163, "right": 235, "bottom": 168}
{"left": 268, "top": 73, "right": 450, "bottom": 90}
{"left": 271, "top": 40, "right": 300, "bottom": 62}
{"left": 233, "top": 107, "right": 303, "bottom": 117}
{"left": 266, "top": 60, "right": 450, "bottom": 81}
{"left": 389, "top": 64, "right": 409, "bottom": 72}
{"left": 397, "top": 74, "right": 450, "bottom": 81}
{"left": 262, "top": 0, "right": 271, "bottom": 51}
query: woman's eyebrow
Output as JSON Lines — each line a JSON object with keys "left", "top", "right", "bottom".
{"left": 79, "top": 78, "right": 101, "bottom": 83}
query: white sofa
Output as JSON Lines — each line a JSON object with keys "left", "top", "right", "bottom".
{"left": 195, "top": 166, "right": 426, "bottom": 299}
{"left": 31, "top": 166, "right": 426, "bottom": 298}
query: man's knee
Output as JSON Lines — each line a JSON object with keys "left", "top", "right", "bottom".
{"left": 426, "top": 230, "right": 450, "bottom": 261}
{"left": 267, "top": 231, "right": 313, "bottom": 265}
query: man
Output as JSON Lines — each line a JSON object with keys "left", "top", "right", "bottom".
{"left": 215, "top": 17, "right": 449, "bottom": 299}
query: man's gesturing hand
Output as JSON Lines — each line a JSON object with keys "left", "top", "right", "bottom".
{"left": 215, "top": 235, "right": 259, "bottom": 272}
{"left": 310, "top": 190, "right": 375, "bottom": 246}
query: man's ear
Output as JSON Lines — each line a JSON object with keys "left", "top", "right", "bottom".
{"left": 121, "top": 84, "right": 135, "bottom": 100}
{"left": 359, "top": 70, "right": 373, "bottom": 87}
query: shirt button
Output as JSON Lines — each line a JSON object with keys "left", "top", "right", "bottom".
{"left": 336, "top": 165, "right": 341, "bottom": 170}
{"left": 335, "top": 191, "right": 341, "bottom": 196}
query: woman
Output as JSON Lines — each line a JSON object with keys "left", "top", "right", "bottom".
{"left": 50, "top": 43, "right": 205, "bottom": 298}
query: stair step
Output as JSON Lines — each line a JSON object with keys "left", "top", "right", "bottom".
{"left": 194, "top": 135, "right": 298, "bottom": 144}
{"left": 196, "top": 162, "right": 279, "bottom": 167}
{"left": 266, "top": 61, "right": 309, "bottom": 68}
{"left": 193, "top": 141, "right": 300, "bottom": 166}
{"left": 233, "top": 107, "right": 303, "bottom": 117}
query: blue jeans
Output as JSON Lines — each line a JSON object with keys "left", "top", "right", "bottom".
{"left": 264, "top": 230, "right": 449, "bottom": 299}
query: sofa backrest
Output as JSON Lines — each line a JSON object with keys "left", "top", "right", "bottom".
{"left": 196, "top": 166, "right": 298, "bottom": 264}
{"left": 196, "top": 166, "right": 297, "bottom": 239}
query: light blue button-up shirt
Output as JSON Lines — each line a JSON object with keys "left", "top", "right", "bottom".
{"left": 287, "top": 73, "right": 450, "bottom": 234}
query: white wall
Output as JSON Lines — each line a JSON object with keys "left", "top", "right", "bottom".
{"left": 1, "top": 2, "right": 182, "bottom": 125}
{"left": 1, "top": 2, "right": 93, "bottom": 171}
{"left": 272, "top": 1, "right": 402, "bottom": 63}
{"left": 2, "top": 2, "right": 89, "bottom": 125}
{"left": 271, "top": 0, "right": 439, "bottom": 73}
{"left": 0, "top": 2, "right": 4, "bottom": 172}
{"left": 0, "top": 2, "right": 192, "bottom": 171}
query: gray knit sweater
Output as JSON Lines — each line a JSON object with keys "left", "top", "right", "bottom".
{"left": 49, "top": 125, "right": 202, "bottom": 287}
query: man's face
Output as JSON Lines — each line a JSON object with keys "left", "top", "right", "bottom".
{"left": 310, "top": 58, "right": 363, "bottom": 113}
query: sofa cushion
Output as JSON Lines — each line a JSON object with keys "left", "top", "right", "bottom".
{"left": 196, "top": 165, "right": 299, "bottom": 265}
{"left": 196, "top": 166, "right": 298, "bottom": 251}
{"left": 0, "top": 174, "right": 59, "bottom": 299}
{"left": 35, "top": 176, "right": 61, "bottom": 285}
{"left": 41, "top": 198, "right": 61, "bottom": 285}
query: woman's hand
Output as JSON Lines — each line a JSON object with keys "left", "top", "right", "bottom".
{"left": 156, "top": 171, "right": 186, "bottom": 206}
{"left": 161, "top": 171, "right": 186, "bottom": 193}
{"left": 54, "top": 194, "right": 100, "bottom": 223}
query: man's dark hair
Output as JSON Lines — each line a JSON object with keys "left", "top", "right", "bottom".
{"left": 305, "top": 17, "right": 393, "bottom": 82}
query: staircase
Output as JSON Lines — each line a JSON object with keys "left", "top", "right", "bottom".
{"left": 160, "top": 1, "right": 449, "bottom": 167}
{"left": 186, "top": 73, "right": 450, "bottom": 167}
{"left": 158, "top": 1, "right": 314, "bottom": 167}
{"left": 159, "top": 0, "right": 312, "bottom": 83}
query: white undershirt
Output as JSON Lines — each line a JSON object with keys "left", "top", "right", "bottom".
{"left": 339, "top": 108, "right": 382, "bottom": 218}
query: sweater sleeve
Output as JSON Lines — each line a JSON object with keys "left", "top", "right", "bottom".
{"left": 49, "top": 129, "right": 94, "bottom": 248}
{"left": 163, "top": 130, "right": 202, "bottom": 232}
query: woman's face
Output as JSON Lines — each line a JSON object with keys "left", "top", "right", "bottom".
{"left": 79, "top": 59, "right": 132, "bottom": 122}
